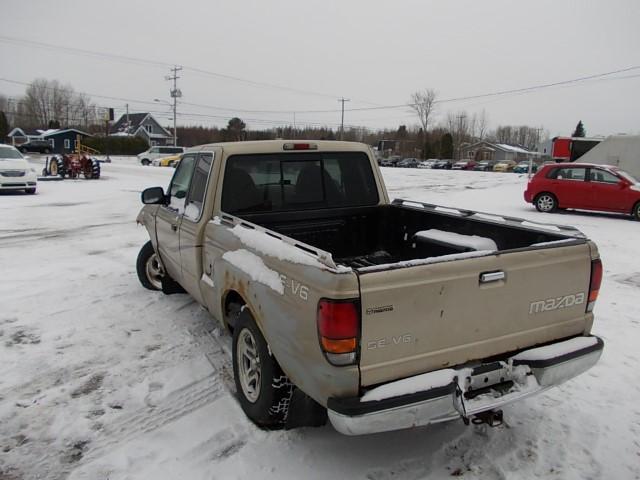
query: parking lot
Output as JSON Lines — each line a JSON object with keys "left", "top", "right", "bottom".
{"left": 0, "top": 158, "right": 639, "bottom": 479}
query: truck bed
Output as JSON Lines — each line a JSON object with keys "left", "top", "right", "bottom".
{"left": 237, "top": 200, "right": 581, "bottom": 270}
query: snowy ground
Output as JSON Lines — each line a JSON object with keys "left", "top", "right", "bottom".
{"left": 1, "top": 157, "right": 639, "bottom": 480}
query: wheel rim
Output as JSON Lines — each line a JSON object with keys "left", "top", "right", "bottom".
{"left": 537, "top": 195, "right": 555, "bottom": 212}
{"left": 145, "top": 253, "right": 164, "bottom": 290}
{"left": 237, "top": 328, "right": 261, "bottom": 403}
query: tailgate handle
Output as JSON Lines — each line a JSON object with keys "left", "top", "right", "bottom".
{"left": 480, "top": 271, "right": 505, "bottom": 283}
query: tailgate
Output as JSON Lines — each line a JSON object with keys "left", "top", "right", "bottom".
{"left": 357, "top": 243, "right": 593, "bottom": 386}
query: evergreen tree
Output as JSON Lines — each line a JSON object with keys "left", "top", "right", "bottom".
{"left": 441, "top": 133, "right": 454, "bottom": 159}
{"left": 572, "top": 120, "right": 586, "bottom": 137}
{"left": 0, "top": 111, "right": 9, "bottom": 141}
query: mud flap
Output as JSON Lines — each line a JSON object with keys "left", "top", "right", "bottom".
{"left": 161, "top": 275, "right": 186, "bottom": 294}
{"left": 285, "top": 388, "right": 327, "bottom": 429}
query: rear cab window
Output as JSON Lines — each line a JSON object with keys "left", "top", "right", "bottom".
{"left": 221, "top": 152, "right": 379, "bottom": 215}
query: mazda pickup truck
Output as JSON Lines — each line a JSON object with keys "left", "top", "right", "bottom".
{"left": 135, "top": 140, "right": 604, "bottom": 435}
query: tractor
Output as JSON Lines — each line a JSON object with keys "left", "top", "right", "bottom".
{"left": 46, "top": 153, "right": 101, "bottom": 179}
{"left": 43, "top": 136, "right": 101, "bottom": 179}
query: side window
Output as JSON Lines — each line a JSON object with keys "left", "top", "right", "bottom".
{"left": 550, "top": 167, "right": 586, "bottom": 181}
{"left": 150, "top": 147, "right": 160, "bottom": 154}
{"left": 184, "top": 153, "right": 214, "bottom": 221}
{"left": 589, "top": 169, "right": 620, "bottom": 184}
{"left": 168, "top": 154, "right": 197, "bottom": 212}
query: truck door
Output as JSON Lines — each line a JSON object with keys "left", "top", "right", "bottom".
{"left": 179, "top": 152, "right": 215, "bottom": 304}
{"left": 155, "top": 153, "right": 198, "bottom": 282}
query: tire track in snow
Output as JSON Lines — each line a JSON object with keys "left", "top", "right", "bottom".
{"left": 29, "top": 375, "right": 225, "bottom": 480}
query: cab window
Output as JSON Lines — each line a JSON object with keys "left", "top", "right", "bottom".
{"left": 168, "top": 154, "right": 197, "bottom": 211}
{"left": 184, "top": 153, "right": 214, "bottom": 221}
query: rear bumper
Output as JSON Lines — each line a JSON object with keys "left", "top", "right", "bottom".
{"left": 328, "top": 335, "right": 603, "bottom": 435}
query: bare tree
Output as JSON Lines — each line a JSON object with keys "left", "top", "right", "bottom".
{"left": 477, "top": 109, "right": 489, "bottom": 140}
{"left": 409, "top": 89, "right": 437, "bottom": 132}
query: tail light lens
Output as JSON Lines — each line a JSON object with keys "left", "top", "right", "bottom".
{"left": 587, "top": 259, "right": 603, "bottom": 312}
{"left": 317, "top": 299, "right": 359, "bottom": 366}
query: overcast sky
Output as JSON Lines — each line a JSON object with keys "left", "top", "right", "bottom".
{"left": 1, "top": 0, "right": 639, "bottom": 138}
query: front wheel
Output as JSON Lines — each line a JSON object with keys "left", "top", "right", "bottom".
{"left": 141, "top": 159, "right": 150, "bottom": 166}
{"left": 534, "top": 192, "right": 558, "bottom": 213}
{"left": 233, "top": 310, "right": 293, "bottom": 429}
{"left": 136, "top": 241, "right": 164, "bottom": 290}
{"left": 633, "top": 202, "right": 640, "bottom": 221}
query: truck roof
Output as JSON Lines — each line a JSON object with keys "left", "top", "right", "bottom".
{"left": 185, "top": 140, "right": 372, "bottom": 155}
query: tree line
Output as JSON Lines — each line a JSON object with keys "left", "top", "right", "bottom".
{"left": 1, "top": 79, "right": 579, "bottom": 159}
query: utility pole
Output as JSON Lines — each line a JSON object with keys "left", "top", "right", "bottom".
{"left": 338, "top": 97, "right": 350, "bottom": 140}
{"left": 292, "top": 112, "right": 296, "bottom": 139}
{"left": 165, "top": 66, "right": 182, "bottom": 146}
{"left": 126, "top": 103, "right": 129, "bottom": 129}
{"left": 455, "top": 113, "right": 467, "bottom": 160}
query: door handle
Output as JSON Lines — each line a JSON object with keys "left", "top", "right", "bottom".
{"left": 480, "top": 271, "right": 505, "bottom": 283}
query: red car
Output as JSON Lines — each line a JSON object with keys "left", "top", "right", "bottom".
{"left": 524, "top": 163, "right": 640, "bottom": 220}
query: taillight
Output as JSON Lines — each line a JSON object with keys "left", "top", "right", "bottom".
{"left": 317, "top": 299, "right": 359, "bottom": 366}
{"left": 587, "top": 258, "right": 603, "bottom": 312}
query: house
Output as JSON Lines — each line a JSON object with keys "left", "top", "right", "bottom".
{"left": 7, "top": 128, "right": 92, "bottom": 154}
{"left": 460, "top": 141, "right": 540, "bottom": 163}
{"left": 109, "top": 113, "right": 173, "bottom": 146}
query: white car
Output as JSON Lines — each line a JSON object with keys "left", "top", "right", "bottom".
{"left": 0, "top": 144, "right": 38, "bottom": 194}
{"left": 137, "top": 146, "right": 185, "bottom": 166}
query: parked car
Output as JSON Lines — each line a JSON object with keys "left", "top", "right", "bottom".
{"left": 452, "top": 160, "right": 477, "bottom": 170}
{"left": 473, "top": 161, "right": 495, "bottom": 171}
{"left": 17, "top": 140, "right": 52, "bottom": 154}
{"left": 138, "top": 146, "right": 185, "bottom": 166}
{"left": 493, "top": 160, "right": 517, "bottom": 172}
{"left": 152, "top": 154, "right": 182, "bottom": 167}
{"left": 397, "top": 158, "right": 420, "bottom": 168}
{"left": 136, "top": 140, "right": 603, "bottom": 435}
{"left": 432, "top": 159, "right": 453, "bottom": 169}
{"left": 379, "top": 158, "right": 395, "bottom": 167}
{"left": 513, "top": 161, "right": 539, "bottom": 174}
{"left": 418, "top": 159, "right": 436, "bottom": 169}
{"left": 524, "top": 163, "right": 640, "bottom": 220}
{"left": 0, "top": 144, "right": 38, "bottom": 194}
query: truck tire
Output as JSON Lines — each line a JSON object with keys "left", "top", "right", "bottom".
{"left": 233, "top": 310, "right": 293, "bottom": 429}
{"left": 136, "top": 241, "right": 164, "bottom": 290}
{"left": 633, "top": 202, "right": 640, "bottom": 221}
{"left": 534, "top": 192, "right": 558, "bottom": 213}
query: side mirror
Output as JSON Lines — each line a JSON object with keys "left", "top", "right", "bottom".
{"left": 618, "top": 180, "right": 628, "bottom": 188}
{"left": 141, "top": 186, "right": 166, "bottom": 204}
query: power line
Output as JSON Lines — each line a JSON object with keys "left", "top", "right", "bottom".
{"left": 0, "top": 34, "right": 380, "bottom": 105}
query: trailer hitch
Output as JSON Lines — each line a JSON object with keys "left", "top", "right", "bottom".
{"left": 471, "top": 409, "right": 503, "bottom": 427}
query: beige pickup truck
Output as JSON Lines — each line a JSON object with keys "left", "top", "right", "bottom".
{"left": 135, "top": 140, "right": 603, "bottom": 435}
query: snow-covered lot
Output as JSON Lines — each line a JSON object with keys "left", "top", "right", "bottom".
{"left": 1, "top": 159, "right": 639, "bottom": 480}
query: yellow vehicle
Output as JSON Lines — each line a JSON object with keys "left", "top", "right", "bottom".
{"left": 153, "top": 154, "right": 181, "bottom": 167}
{"left": 493, "top": 159, "right": 517, "bottom": 172}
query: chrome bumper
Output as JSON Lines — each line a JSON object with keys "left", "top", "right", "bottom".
{"left": 328, "top": 336, "right": 603, "bottom": 435}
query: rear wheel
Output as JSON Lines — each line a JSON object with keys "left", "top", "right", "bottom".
{"left": 91, "top": 159, "right": 101, "bottom": 179}
{"left": 534, "top": 192, "right": 557, "bottom": 213}
{"left": 233, "top": 310, "right": 293, "bottom": 429}
{"left": 136, "top": 241, "right": 164, "bottom": 290}
{"left": 633, "top": 202, "right": 640, "bottom": 221}
{"left": 141, "top": 159, "right": 150, "bottom": 166}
